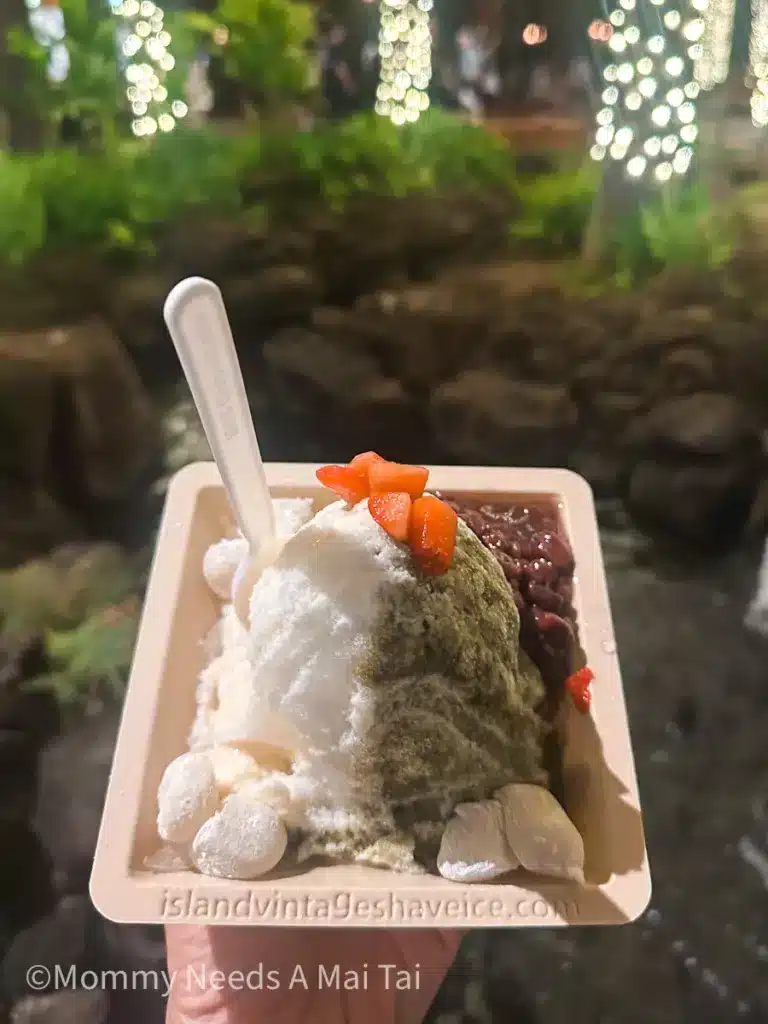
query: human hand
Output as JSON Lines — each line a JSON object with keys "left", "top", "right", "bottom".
{"left": 165, "top": 925, "right": 462, "bottom": 1024}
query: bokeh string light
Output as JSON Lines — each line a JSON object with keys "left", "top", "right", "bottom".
{"left": 522, "top": 23, "right": 548, "bottom": 46}
{"left": 693, "top": 0, "right": 734, "bottom": 90}
{"left": 749, "top": 0, "right": 768, "bottom": 125}
{"left": 589, "top": 20, "right": 614, "bottom": 43}
{"left": 112, "top": 0, "right": 188, "bottom": 136}
{"left": 374, "top": 0, "right": 432, "bottom": 125}
{"left": 590, "top": 0, "right": 702, "bottom": 183}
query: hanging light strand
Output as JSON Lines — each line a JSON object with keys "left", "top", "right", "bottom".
{"left": 694, "top": 0, "right": 735, "bottom": 90}
{"left": 374, "top": 0, "right": 432, "bottom": 125}
{"left": 113, "top": 0, "right": 188, "bottom": 136}
{"left": 749, "top": 0, "right": 768, "bottom": 124}
{"left": 590, "top": 0, "right": 701, "bottom": 184}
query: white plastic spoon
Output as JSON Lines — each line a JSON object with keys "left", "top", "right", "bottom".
{"left": 163, "top": 277, "right": 278, "bottom": 613}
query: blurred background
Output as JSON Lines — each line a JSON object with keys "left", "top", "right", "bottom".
{"left": 1, "top": 0, "right": 768, "bottom": 1021}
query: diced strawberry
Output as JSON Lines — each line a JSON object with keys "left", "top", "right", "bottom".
{"left": 565, "top": 666, "right": 594, "bottom": 714}
{"left": 369, "top": 460, "right": 429, "bottom": 498}
{"left": 409, "top": 495, "right": 458, "bottom": 575}
{"left": 369, "top": 491, "right": 412, "bottom": 542}
{"left": 316, "top": 464, "right": 369, "bottom": 505}
{"left": 349, "top": 451, "right": 385, "bottom": 471}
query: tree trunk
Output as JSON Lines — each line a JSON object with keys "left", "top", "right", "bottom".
{"left": 0, "top": 0, "right": 43, "bottom": 150}
{"left": 583, "top": 163, "right": 626, "bottom": 268}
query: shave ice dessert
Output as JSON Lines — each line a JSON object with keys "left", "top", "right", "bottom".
{"left": 154, "top": 453, "right": 594, "bottom": 884}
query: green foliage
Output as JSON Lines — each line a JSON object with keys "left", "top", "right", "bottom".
{"left": 0, "top": 544, "right": 140, "bottom": 641}
{"left": 126, "top": 127, "right": 247, "bottom": 232}
{"left": 0, "top": 126, "right": 253, "bottom": 263}
{"left": 0, "top": 111, "right": 515, "bottom": 266}
{"left": 642, "top": 186, "right": 734, "bottom": 269}
{"left": 0, "top": 155, "right": 46, "bottom": 265}
{"left": 399, "top": 111, "right": 515, "bottom": 193}
{"left": 612, "top": 183, "right": 735, "bottom": 286}
{"left": 1, "top": 545, "right": 143, "bottom": 707}
{"left": 187, "top": 0, "right": 316, "bottom": 108}
{"left": 8, "top": 0, "right": 124, "bottom": 144}
{"left": 31, "top": 145, "right": 137, "bottom": 250}
{"left": 29, "top": 601, "right": 140, "bottom": 705}
{"left": 248, "top": 111, "right": 515, "bottom": 213}
{"left": 510, "top": 163, "right": 600, "bottom": 253}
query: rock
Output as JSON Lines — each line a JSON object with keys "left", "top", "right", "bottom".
{"left": 746, "top": 535, "right": 768, "bottom": 637}
{"left": 0, "top": 824, "right": 55, "bottom": 934}
{"left": 33, "top": 707, "right": 119, "bottom": 896}
{"left": 660, "top": 346, "right": 717, "bottom": 397}
{"left": 0, "top": 638, "right": 48, "bottom": 689}
{"left": 628, "top": 305, "right": 717, "bottom": 351}
{"left": 718, "top": 321, "right": 768, "bottom": 413}
{"left": 221, "top": 265, "right": 321, "bottom": 334}
{"left": 106, "top": 272, "right": 172, "bottom": 354}
{"left": 602, "top": 307, "right": 719, "bottom": 401}
{"left": 98, "top": 921, "right": 166, "bottom": 974}
{"left": 0, "top": 345, "right": 55, "bottom": 486}
{"left": 264, "top": 329, "right": 420, "bottom": 453}
{"left": 626, "top": 394, "right": 762, "bottom": 457}
{"left": 405, "top": 194, "right": 515, "bottom": 272}
{"left": 626, "top": 458, "right": 763, "bottom": 549}
{"left": 644, "top": 266, "right": 730, "bottom": 309}
{"left": 746, "top": 477, "right": 768, "bottom": 536}
{"left": 312, "top": 207, "right": 412, "bottom": 304}
{"left": 479, "top": 289, "right": 604, "bottom": 385}
{"left": 353, "top": 284, "right": 493, "bottom": 393}
{"left": 0, "top": 488, "right": 82, "bottom": 572}
{"left": 0, "top": 319, "right": 160, "bottom": 511}
{"left": 96, "top": 922, "right": 167, "bottom": 1024}
{"left": 0, "top": 729, "right": 38, "bottom": 823}
{"left": 622, "top": 394, "right": 765, "bottom": 546}
{"left": 10, "top": 991, "right": 108, "bottom": 1024}
{"left": 2, "top": 895, "right": 96, "bottom": 1001}
{"left": 0, "top": 250, "right": 109, "bottom": 333}
{"left": 431, "top": 371, "right": 578, "bottom": 466}
{"left": 159, "top": 216, "right": 269, "bottom": 281}
{"left": 586, "top": 391, "right": 648, "bottom": 430}
{"left": 568, "top": 445, "right": 623, "bottom": 498}
{"left": 0, "top": 689, "right": 59, "bottom": 752}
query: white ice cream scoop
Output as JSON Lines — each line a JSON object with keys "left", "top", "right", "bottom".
{"left": 163, "top": 277, "right": 281, "bottom": 619}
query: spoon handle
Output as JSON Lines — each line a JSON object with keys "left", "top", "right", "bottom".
{"left": 164, "top": 276, "right": 275, "bottom": 548}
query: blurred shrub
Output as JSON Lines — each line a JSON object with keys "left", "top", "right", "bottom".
{"left": 246, "top": 111, "right": 515, "bottom": 213}
{"left": 509, "top": 163, "right": 599, "bottom": 253}
{"left": 0, "top": 112, "right": 515, "bottom": 266}
{"left": 30, "top": 599, "right": 140, "bottom": 706}
{"left": 8, "top": 0, "right": 194, "bottom": 146}
{"left": 612, "top": 183, "right": 735, "bottom": 287}
{"left": 0, "top": 543, "right": 140, "bottom": 641}
{"left": 8, "top": 0, "right": 125, "bottom": 146}
{"left": 187, "top": 0, "right": 317, "bottom": 111}
{"left": 31, "top": 145, "right": 136, "bottom": 251}
{"left": 0, "top": 155, "right": 46, "bottom": 265}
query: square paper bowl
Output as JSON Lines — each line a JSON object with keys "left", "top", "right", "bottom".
{"left": 91, "top": 463, "right": 650, "bottom": 928}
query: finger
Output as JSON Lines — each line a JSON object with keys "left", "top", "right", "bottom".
{"left": 165, "top": 925, "right": 328, "bottom": 1023}
{"left": 307, "top": 929, "right": 462, "bottom": 1024}
{"left": 394, "top": 930, "right": 464, "bottom": 1023}
{"left": 165, "top": 925, "right": 462, "bottom": 1024}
